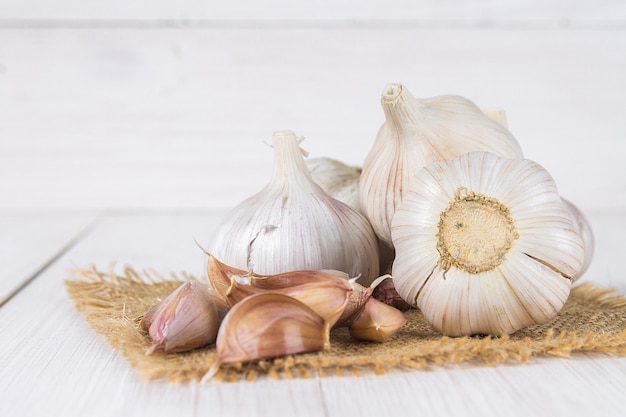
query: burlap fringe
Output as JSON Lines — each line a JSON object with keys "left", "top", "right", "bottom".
{"left": 65, "top": 265, "right": 626, "bottom": 383}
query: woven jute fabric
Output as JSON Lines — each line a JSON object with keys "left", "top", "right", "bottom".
{"left": 65, "top": 265, "right": 626, "bottom": 383}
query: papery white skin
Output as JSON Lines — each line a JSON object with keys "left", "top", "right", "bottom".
{"left": 391, "top": 151, "right": 586, "bottom": 336}
{"left": 210, "top": 131, "right": 380, "bottom": 286}
{"left": 562, "top": 198, "right": 594, "bottom": 281}
{"left": 360, "top": 83, "right": 524, "bottom": 247}
{"left": 306, "top": 157, "right": 362, "bottom": 214}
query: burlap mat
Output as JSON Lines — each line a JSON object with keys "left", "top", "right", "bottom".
{"left": 65, "top": 265, "right": 626, "bottom": 383}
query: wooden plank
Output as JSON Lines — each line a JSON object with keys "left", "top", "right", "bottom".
{"left": 0, "top": 213, "right": 329, "bottom": 417}
{"left": 0, "top": 214, "right": 625, "bottom": 417}
{"left": 0, "top": 214, "right": 96, "bottom": 305}
{"left": 0, "top": 0, "right": 625, "bottom": 24}
{"left": 319, "top": 355, "right": 626, "bottom": 417}
{"left": 1, "top": 27, "right": 624, "bottom": 213}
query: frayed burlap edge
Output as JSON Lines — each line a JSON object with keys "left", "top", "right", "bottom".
{"left": 65, "top": 265, "right": 626, "bottom": 383}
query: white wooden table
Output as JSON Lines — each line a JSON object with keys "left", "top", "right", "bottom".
{"left": 2, "top": 2, "right": 626, "bottom": 416}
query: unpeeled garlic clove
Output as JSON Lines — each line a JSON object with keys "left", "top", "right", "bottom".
{"left": 207, "top": 252, "right": 351, "bottom": 295}
{"left": 208, "top": 130, "right": 380, "bottom": 286}
{"left": 360, "top": 83, "right": 524, "bottom": 247}
{"left": 206, "top": 252, "right": 247, "bottom": 300}
{"left": 203, "top": 293, "right": 330, "bottom": 381}
{"left": 348, "top": 297, "right": 407, "bottom": 343}
{"left": 141, "top": 281, "right": 219, "bottom": 354}
{"left": 371, "top": 277, "right": 412, "bottom": 311}
{"left": 227, "top": 276, "right": 352, "bottom": 328}
{"left": 207, "top": 253, "right": 354, "bottom": 327}
{"left": 206, "top": 252, "right": 387, "bottom": 329}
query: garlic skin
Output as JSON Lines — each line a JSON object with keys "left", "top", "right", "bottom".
{"left": 306, "top": 157, "right": 362, "bottom": 213}
{"left": 141, "top": 281, "right": 219, "bottom": 354}
{"left": 209, "top": 131, "right": 380, "bottom": 285}
{"left": 562, "top": 198, "right": 594, "bottom": 281}
{"left": 391, "top": 151, "right": 585, "bottom": 336}
{"left": 360, "top": 83, "right": 524, "bottom": 246}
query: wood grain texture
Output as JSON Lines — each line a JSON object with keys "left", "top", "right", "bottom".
{"left": 1, "top": 27, "right": 625, "bottom": 212}
{"left": 0, "top": 214, "right": 95, "bottom": 305}
{"left": 0, "top": 214, "right": 625, "bottom": 417}
{"left": 1, "top": 0, "right": 625, "bottom": 24}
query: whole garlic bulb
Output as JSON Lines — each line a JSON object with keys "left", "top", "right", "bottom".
{"left": 209, "top": 131, "right": 380, "bottom": 285}
{"left": 360, "top": 83, "right": 524, "bottom": 247}
{"left": 306, "top": 157, "right": 362, "bottom": 214}
{"left": 391, "top": 151, "right": 585, "bottom": 336}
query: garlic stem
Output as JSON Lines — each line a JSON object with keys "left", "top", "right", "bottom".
{"left": 381, "top": 83, "right": 420, "bottom": 130}
{"left": 270, "top": 131, "right": 316, "bottom": 190}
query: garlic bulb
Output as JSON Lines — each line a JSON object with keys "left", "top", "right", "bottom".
{"left": 306, "top": 157, "right": 362, "bottom": 213}
{"left": 562, "top": 198, "right": 594, "bottom": 280}
{"left": 391, "top": 151, "right": 585, "bottom": 336}
{"left": 209, "top": 131, "right": 380, "bottom": 285}
{"left": 360, "top": 83, "right": 524, "bottom": 246}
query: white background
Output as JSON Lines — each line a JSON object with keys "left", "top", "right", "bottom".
{"left": 1, "top": 2, "right": 626, "bottom": 417}
{"left": 1, "top": 0, "right": 625, "bottom": 213}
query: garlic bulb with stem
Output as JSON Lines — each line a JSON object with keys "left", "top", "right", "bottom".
{"left": 209, "top": 131, "right": 380, "bottom": 286}
{"left": 390, "top": 151, "right": 585, "bottom": 336}
{"left": 360, "top": 83, "right": 524, "bottom": 247}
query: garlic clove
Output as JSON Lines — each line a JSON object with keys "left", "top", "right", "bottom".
{"left": 225, "top": 276, "right": 352, "bottom": 328}
{"left": 206, "top": 252, "right": 247, "bottom": 299}
{"left": 140, "top": 298, "right": 166, "bottom": 331}
{"left": 143, "top": 281, "right": 219, "bottom": 354}
{"left": 270, "top": 281, "right": 351, "bottom": 328}
{"left": 391, "top": 151, "right": 585, "bottom": 336}
{"left": 205, "top": 293, "right": 330, "bottom": 380}
{"left": 207, "top": 251, "right": 350, "bottom": 293}
{"left": 348, "top": 297, "right": 407, "bottom": 342}
{"left": 333, "top": 274, "right": 389, "bottom": 327}
{"left": 371, "top": 277, "right": 412, "bottom": 311}
{"left": 207, "top": 253, "right": 358, "bottom": 328}
{"left": 209, "top": 130, "right": 380, "bottom": 286}
{"left": 360, "top": 83, "right": 523, "bottom": 247}
{"left": 306, "top": 156, "right": 362, "bottom": 213}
